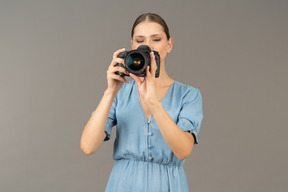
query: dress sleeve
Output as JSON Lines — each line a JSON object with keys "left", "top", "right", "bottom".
{"left": 176, "top": 88, "right": 203, "bottom": 145}
{"left": 91, "top": 95, "right": 117, "bottom": 142}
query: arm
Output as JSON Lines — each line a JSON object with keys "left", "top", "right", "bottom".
{"left": 80, "top": 89, "right": 116, "bottom": 155}
{"left": 150, "top": 102, "right": 195, "bottom": 160}
{"left": 129, "top": 52, "right": 198, "bottom": 160}
{"left": 80, "top": 48, "right": 128, "bottom": 155}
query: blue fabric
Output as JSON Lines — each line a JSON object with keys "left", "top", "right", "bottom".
{"left": 91, "top": 80, "right": 203, "bottom": 192}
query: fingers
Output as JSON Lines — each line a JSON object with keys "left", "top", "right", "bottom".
{"left": 146, "top": 65, "right": 151, "bottom": 78}
{"left": 107, "top": 72, "right": 127, "bottom": 83}
{"left": 109, "top": 48, "right": 126, "bottom": 70}
{"left": 107, "top": 62, "right": 129, "bottom": 81}
{"left": 129, "top": 73, "right": 142, "bottom": 86}
{"left": 110, "top": 65, "right": 129, "bottom": 75}
{"left": 106, "top": 48, "right": 129, "bottom": 83}
{"left": 108, "top": 49, "right": 129, "bottom": 75}
{"left": 149, "top": 51, "right": 156, "bottom": 78}
{"left": 109, "top": 58, "right": 126, "bottom": 69}
{"left": 108, "top": 56, "right": 129, "bottom": 74}
{"left": 113, "top": 48, "right": 126, "bottom": 59}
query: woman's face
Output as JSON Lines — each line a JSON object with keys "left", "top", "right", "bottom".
{"left": 131, "top": 21, "right": 173, "bottom": 62}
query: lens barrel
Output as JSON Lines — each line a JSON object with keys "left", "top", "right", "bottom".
{"left": 125, "top": 50, "right": 149, "bottom": 75}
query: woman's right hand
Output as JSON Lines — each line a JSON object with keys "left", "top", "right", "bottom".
{"left": 106, "top": 48, "right": 129, "bottom": 94}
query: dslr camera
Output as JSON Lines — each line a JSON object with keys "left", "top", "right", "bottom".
{"left": 115, "top": 45, "right": 160, "bottom": 78}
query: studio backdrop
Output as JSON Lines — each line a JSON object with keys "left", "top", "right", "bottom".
{"left": 0, "top": 0, "right": 287, "bottom": 191}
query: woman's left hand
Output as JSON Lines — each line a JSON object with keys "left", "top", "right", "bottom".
{"left": 129, "top": 51, "right": 159, "bottom": 107}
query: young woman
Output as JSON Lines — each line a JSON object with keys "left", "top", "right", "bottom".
{"left": 80, "top": 13, "right": 204, "bottom": 192}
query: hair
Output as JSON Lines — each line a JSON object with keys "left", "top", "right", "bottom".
{"left": 131, "top": 13, "right": 170, "bottom": 40}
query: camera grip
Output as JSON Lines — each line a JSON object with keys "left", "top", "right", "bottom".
{"left": 115, "top": 51, "right": 128, "bottom": 77}
{"left": 153, "top": 51, "right": 161, "bottom": 78}
{"left": 115, "top": 63, "right": 127, "bottom": 77}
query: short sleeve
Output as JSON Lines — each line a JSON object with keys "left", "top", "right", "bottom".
{"left": 91, "top": 95, "right": 117, "bottom": 142}
{"left": 176, "top": 88, "right": 203, "bottom": 145}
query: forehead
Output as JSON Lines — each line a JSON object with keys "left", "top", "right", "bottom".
{"left": 133, "top": 21, "right": 165, "bottom": 37}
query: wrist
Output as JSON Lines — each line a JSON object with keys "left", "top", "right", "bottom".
{"left": 148, "top": 100, "right": 162, "bottom": 112}
{"left": 104, "top": 89, "right": 117, "bottom": 98}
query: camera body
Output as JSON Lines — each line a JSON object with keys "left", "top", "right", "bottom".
{"left": 115, "top": 45, "right": 160, "bottom": 78}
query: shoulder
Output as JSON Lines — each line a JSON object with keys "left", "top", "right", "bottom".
{"left": 172, "top": 81, "right": 203, "bottom": 110}
{"left": 173, "top": 81, "right": 201, "bottom": 98}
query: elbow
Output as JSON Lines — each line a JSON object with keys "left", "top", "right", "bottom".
{"left": 80, "top": 142, "right": 95, "bottom": 155}
{"left": 176, "top": 131, "right": 195, "bottom": 160}
{"left": 81, "top": 148, "right": 93, "bottom": 155}
{"left": 80, "top": 145, "right": 91, "bottom": 155}
{"left": 176, "top": 146, "right": 194, "bottom": 160}
{"left": 81, "top": 146, "right": 94, "bottom": 155}
{"left": 177, "top": 152, "right": 191, "bottom": 161}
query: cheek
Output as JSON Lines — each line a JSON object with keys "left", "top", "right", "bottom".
{"left": 131, "top": 43, "right": 137, "bottom": 50}
{"left": 158, "top": 46, "right": 168, "bottom": 59}
{"left": 153, "top": 44, "right": 164, "bottom": 52}
{"left": 131, "top": 41, "right": 141, "bottom": 49}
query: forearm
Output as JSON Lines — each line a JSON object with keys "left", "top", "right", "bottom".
{"left": 150, "top": 102, "right": 194, "bottom": 160}
{"left": 80, "top": 89, "right": 116, "bottom": 155}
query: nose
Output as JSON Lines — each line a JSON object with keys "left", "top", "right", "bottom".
{"left": 144, "top": 40, "right": 153, "bottom": 50}
{"left": 143, "top": 40, "right": 151, "bottom": 48}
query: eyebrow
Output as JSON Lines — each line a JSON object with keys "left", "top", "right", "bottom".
{"left": 134, "top": 34, "right": 162, "bottom": 38}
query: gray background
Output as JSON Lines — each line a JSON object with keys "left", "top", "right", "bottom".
{"left": 0, "top": 0, "right": 287, "bottom": 191}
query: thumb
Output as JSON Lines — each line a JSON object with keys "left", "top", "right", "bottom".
{"left": 129, "top": 73, "right": 142, "bottom": 87}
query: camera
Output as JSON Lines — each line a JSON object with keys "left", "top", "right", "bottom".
{"left": 115, "top": 45, "right": 160, "bottom": 78}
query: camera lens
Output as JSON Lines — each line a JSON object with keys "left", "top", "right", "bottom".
{"left": 126, "top": 53, "right": 145, "bottom": 71}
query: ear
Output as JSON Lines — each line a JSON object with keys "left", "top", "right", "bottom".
{"left": 130, "top": 40, "right": 133, "bottom": 49}
{"left": 167, "top": 37, "right": 173, "bottom": 53}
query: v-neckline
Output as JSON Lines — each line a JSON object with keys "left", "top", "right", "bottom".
{"left": 134, "top": 80, "right": 176, "bottom": 122}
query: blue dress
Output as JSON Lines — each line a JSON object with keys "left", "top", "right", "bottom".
{"left": 91, "top": 80, "right": 203, "bottom": 192}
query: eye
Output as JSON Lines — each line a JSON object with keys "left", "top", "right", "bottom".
{"left": 136, "top": 40, "right": 144, "bottom": 43}
{"left": 153, "top": 39, "right": 161, "bottom": 42}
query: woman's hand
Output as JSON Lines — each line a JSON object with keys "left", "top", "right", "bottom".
{"left": 106, "top": 48, "right": 129, "bottom": 94}
{"left": 129, "top": 51, "right": 159, "bottom": 107}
